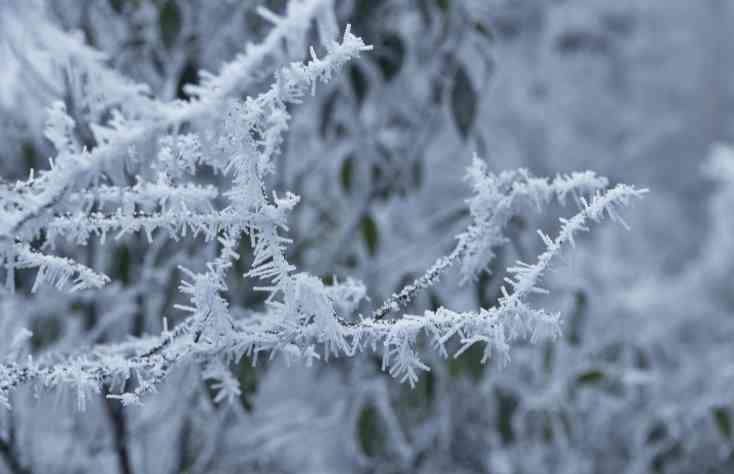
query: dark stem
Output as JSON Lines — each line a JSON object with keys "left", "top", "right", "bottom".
{"left": 0, "top": 437, "right": 30, "bottom": 474}
{"left": 104, "top": 385, "right": 134, "bottom": 474}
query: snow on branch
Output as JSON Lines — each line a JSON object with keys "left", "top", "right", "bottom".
{"left": 0, "top": 2, "right": 645, "bottom": 408}
{"left": 185, "top": 0, "right": 338, "bottom": 102}
{"left": 0, "top": 174, "right": 645, "bottom": 406}
{"left": 0, "top": 0, "right": 336, "bottom": 244}
{"left": 372, "top": 156, "right": 610, "bottom": 320}
{"left": 2, "top": 243, "right": 110, "bottom": 293}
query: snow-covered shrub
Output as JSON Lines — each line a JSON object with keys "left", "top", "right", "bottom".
{"left": 12, "top": 0, "right": 734, "bottom": 473}
{"left": 0, "top": 2, "right": 643, "bottom": 399}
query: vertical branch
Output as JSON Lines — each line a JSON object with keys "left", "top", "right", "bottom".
{"left": 0, "top": 427, "right": 30, "bottom": 474}
{"left": 104, "top": 384, "right": 133, "bottom": 474}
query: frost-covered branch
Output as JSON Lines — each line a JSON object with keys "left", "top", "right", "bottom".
{"left": 0, "top": 177, "right": 644, "bottom": 406}
{"left": 0, "top": 0, "right": 335, "bottom": 243}
{"left": 0, "top": 1, "right": 647, "bottom": 412}
{"left": 372, "top": 157, "right": 610, "bottom": 319}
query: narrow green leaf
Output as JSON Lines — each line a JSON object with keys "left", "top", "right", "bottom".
{"left": 176, "top": 61, "right": 199, "bottom": 100}
{"left": 713, "top": 407, "right": 732, "bottom": 440}
{"left": 375, "top": 33, "right": 405, "bottom": 81}
{"left": 236, "top": 360, "right": 258, "bottom": 412}
{"left": 566, "top": 290, "right": 587, "bottom": 345}
{"left": 412, "top": 159, "right": 423, "bottom": 190}
{"left": 357, "top": 404, "right": 386, "bottom": 457}
{"left": 576, "top": 370, "right": 605, "bottom": 385}
{"left": 159, "top": 0, "right": 182, "bottom": 49}
{"left": 361, "top": 214, "right": 379, "bottom": 256}
{"left": 340, "top": 156, "right": 355, "bottom": 193}
{"left": 111, "top": 244, "right": 131, "bottom": 285}
{"left": 543, "top": 342, "right": 555, "bottom": 374}
{"left": 474, "top": 21, "right": 494, "bottom": 42}
{"left": 496, "top": 389, "right": 518, "bottom": 444}
{"left": 451, "top": 64, "right": 477, "bottom": 140}
{"left": 21, "top": 143, "right": 38, "bottom": 171}
{"left": 543, "top": 412, "right": 555, "bottom": 443}
{"left": 349, "top": 64, "right": 368, "bottom": 106}
{"left": 109, "top": 0, "right": 125, "bottom": 13}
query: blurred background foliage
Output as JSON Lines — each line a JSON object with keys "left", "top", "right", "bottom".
{"left": 2, "top": 0, "right": 734, "bottom": 472}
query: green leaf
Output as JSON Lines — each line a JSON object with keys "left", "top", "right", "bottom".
{"left": 361, "top": 214, "right": 379, "bottom": 256}
{"left": 474, "top": 21, "right": 494, "bottom": 42}
{"left": 349, "top": 64, "right": 368, "bottom": 106}
{"left": 543, "top": 342, "right": 555, "bottom": 374}
{"left": 340, "top": 156, "right": 355, "bottom": 193}
{"left": 576, "top": 370, "right": 605, "bottom": 385}
{"left": 635, "top": 348, "right": 651, "bottom": 370}
{"left": 477, "top": 270, "right": 496, "bottom": 309}
{"left": 159, "top": 0, "right": 182, "bottom": 49}
{"left": 350, "top": 0, "right": 387, "bottom": 26}
{"left": 236, "top": 360, "right": 258, "bottom": 412}
{"left": 357, "top": 404, "right": 386, "bottom": 457}
{"left": 646, "top": 421, "right": 668, "bottom": 444}
{"left": 428, "top": 291, "right": 442, "bottom": 311}
{"left": 713, "top": 407, "right": 732, "bottom": 440}
{"left": 109, "top": 0, "right": 125, "bottom": 13}
{"left": 375, "top": 33, "right": 405, "bottom": 81}
{"left": 542, "top": 412, "right": 555, "bottom": 443}
{"left": 566, "top": 290, "right": 587, "bottom": 346}
{"left": 451, "top": 64, "right": 477, "bottom": 140}
{"left": 21, "top": 143, "right": 38, "bottom": 171}
{"left": 176, "top": 61, "right": 199, "bottom": 100}
{"left": 412, "top": 159, "right": 423, "bottom": 190}
{"left": 111, "top": 244, "right": 131, "bottom": 285}
{"left": 436, "top": 0, "right": 450, "bottom": 12}
{"left": 496, "top": 389, "right": 518, "bottom": 444}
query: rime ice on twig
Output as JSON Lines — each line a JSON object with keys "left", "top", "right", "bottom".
{"left": 0, "top": 2, "right": 644, "bottom": 408}
{"left": 372, "top": 156, "right": 610, "bottom": 320}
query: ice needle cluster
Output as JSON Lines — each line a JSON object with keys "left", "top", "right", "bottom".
{"left": 0, "top": 0, "right": 645, "bottom": 409}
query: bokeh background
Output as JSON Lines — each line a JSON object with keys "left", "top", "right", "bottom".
{"left": 1, "top": 0, "right": 734, "bottom": 473}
